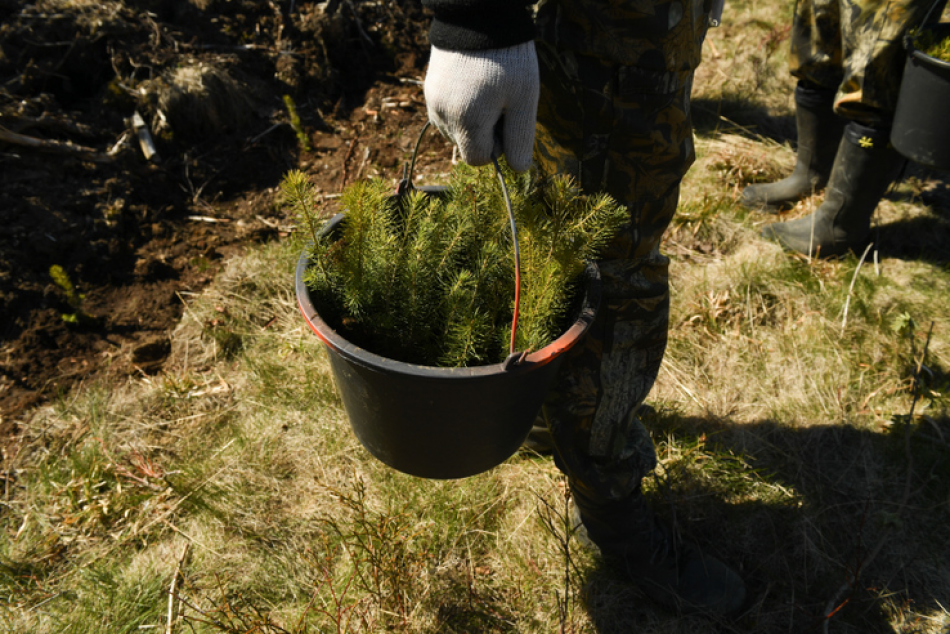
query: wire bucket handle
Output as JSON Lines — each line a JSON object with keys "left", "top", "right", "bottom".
{"left": 921, "top": 0, "right": 946, "bottom": 26}
{"left": 907, "top": 0, "right": 947, "bottom": 44}
{"left": 396, "top": 122, "right": 525, "bottom": 366}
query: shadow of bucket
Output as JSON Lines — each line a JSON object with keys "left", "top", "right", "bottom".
{"left": 891, "top": 23, "right": 950, "bottom": 171}
{"left": 295, "top": 218, "right": 601, "bottom": 480}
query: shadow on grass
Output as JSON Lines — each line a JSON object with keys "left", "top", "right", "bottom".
{"left": 872, "top": 163, "right": 950, "bottom": 266}
{"left": 872, "top": 215, "right": 950, "bottom": 267}
{"left": 692, "top": 96, "right": 796, "bottom": 145}
{"left": 568, "top": 411, "right": 949, "bottom": 633}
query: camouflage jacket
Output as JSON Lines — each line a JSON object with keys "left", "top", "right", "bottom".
{"left": 423, "top": 0, "right": 708, "bottom": 70}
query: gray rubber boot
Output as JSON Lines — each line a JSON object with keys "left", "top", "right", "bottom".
{"left": 571, "top": 485, "right": 746, "bottom": 616}
{"left": 741, "top": 81, "right": 845, "bottom": 212}
{"left": 761, "top": 122, "right": 904, "bottom": 258}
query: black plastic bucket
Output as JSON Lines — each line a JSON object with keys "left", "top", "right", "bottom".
{"left": 891, "top": 23, "right": 950, "bottom": 171}
{"left": 295, "top": 227, "right": 601, "bottom": 480}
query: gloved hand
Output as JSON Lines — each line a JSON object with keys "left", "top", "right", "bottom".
{"left": 423, "top": 42, "right": 539, "bottom": 172}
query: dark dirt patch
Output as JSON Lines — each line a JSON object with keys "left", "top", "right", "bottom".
{"left": 0, "top": 1, "right": 453, "bottom": 434}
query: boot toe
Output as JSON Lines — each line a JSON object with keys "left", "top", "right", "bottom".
{"left": 626, "top": 550, "right": 746, "bottom": 616}
{"left": 741, "top": 177, "right": 817, "bottom": 213}
{"left": 759, "top": 221, "right": 788, "bottom": 246}
{"left": 740, "top": 184, "right": 767, "bottom": 209}
{"left": 673, "top": 554, "right": 747, "bottom": 616}
{"left": 741, "top": 184, "right": 783, "bottom": 212}
{"left": 761, "top": 221, "right": 812, "bottom": 256}
{"left": 761, "top": 218, "right": 853, "bottom": 258}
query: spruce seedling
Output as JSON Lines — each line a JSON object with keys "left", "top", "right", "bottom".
{"left": 49, "top": 265, "right": 99, "bottom": 326}
{"left": 284, "top": 162, "right": 627, "bottom": 367}
{"left": 283, "top": 94, "right": 313, "bottom": 152}
{"left": 281, "top": 169, "right": 323, "bottom": 246}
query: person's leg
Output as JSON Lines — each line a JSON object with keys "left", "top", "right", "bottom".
{"left": 761, "top": 0, "right": 945, "bottom": 256}
{"left": 760, "top": 121, "right": 902, "bottom": 256}
{"left": 741, "top": 80, "right": 845, "bottom": 210}
{"left": 741, "top": 0, "right": 847, "bottom": 210}
{"left": 532, "top": 39, "right": 745, "bottom": 614}
{"left": 832, "top": 0, "right": 947, "bottom": 127}
{"left": 787, "top": 0, "right": 846, "bottom": 91}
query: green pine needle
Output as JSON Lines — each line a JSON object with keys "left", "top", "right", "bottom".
{"left": 283, "top": 162, "right": 627, "bottom": 367}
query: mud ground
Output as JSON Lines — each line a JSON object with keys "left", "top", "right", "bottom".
{"left": 0, "top": 1, "right": 452, "bottom": 436}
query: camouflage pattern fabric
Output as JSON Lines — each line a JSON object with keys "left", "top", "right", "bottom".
{"left": 531, "top": 0, "right": 708, "bottom": 503}
{"left": 535, "top": 0, "right": 710, "bottom": 70}
{"left": 790, "top": 0, "right": 946, "bottom": 125}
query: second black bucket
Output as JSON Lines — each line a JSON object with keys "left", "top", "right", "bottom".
{"left": 296, "top": 251, "right": 601, "bottom": 480}
{"left": 891, "top": 23, "right": 950, "bottom": 171}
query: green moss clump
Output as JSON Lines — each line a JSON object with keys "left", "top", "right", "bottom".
{"left": 283, "top": 162, "right": 627, "bottom": 367}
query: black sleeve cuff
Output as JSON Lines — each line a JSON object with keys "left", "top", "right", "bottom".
{"left": 424, "top": 1, "right": 536, "bottom": 51}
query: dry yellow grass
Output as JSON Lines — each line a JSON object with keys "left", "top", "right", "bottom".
{"left": 3, "top": 1, "right": 950, "bottom": 633}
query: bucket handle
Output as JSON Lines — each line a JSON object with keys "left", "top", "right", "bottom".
{"left": 396, "top": 122, "right": 526, "bottom": 365}
{"left": 919, "top": 0, "right": 945, "bottom": 29}
{"left": 492, "top": 155, "right": 524, "bottom": 363}
{"left": 905, "top": 0, "right": 947, "bottom": 50}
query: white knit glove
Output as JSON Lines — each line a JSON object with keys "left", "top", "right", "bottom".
{"left": 424, "top": 42, "right": 539, "bottom": 173}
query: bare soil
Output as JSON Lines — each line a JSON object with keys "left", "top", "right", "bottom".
{"left": 0, "top": 1, "right": 451, "bottom": 434}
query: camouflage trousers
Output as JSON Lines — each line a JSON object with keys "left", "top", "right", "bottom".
{"left": 532, "top": 38, "right": 700, "bottom": 503}
{"left": 790, "top": 0, "right": 946, "bottom": 125}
